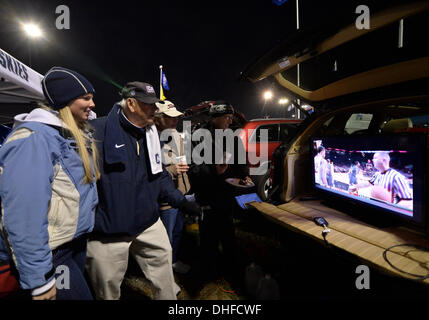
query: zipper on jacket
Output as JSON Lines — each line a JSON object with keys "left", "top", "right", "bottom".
{"left": 136, "top": 140, "right": 140, "bottom": 156}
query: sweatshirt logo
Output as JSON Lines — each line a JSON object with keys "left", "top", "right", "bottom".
{"left": 115, "top": 144, "right": 125, "bottom": 149}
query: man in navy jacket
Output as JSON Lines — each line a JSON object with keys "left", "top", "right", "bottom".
{"left": 86, "top": 81, "right": 199, "bottom": 300}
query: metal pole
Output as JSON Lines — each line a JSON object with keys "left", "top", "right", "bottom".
{"left": 262, "top": 99, "right": 267, "bottom": 117}
{"left": 296, "top": 0, "right": 301, "bottom": 119}
{"left": 398, "top": 19, "right": 404, "bottom": 48}
{"left": 159, "top": 65, "right": 163, "bottom": 99}
{"left": 28, "top": 40, "right": 32, "bottom": 67}
{"left": 297, "top": 65, "right": 300, "bottom": 119}
{"left": 296, "top": 0, "right": 300, "bottom": 30}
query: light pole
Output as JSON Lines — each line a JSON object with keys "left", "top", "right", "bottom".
{"left": 278, "top": 98, "right": 289, "bottom": 118}
{"left": 22, "top": 23, "right": 43, "bottom": 67}
{"left": 262, "top": 90, "right": 273, "bottom": 117}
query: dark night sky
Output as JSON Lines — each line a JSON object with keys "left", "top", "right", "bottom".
{"left": 0, "top": 0, "right": 391, "bottom": 119}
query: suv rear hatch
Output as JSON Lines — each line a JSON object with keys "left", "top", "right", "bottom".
{"left": 242, "top": 1, "right": 429, "bottom": 111}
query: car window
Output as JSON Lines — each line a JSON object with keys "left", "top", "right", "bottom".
{"left": 280, "top": 123, "right": 299, "bottom": 141}
{"left": 323, "top": 116, "right": 334, "bottom": 127}
{"left": 381, "top": 112, "right": 429, "bottom": 133}
{"left": 345, "top": 113, "right": 373, "bottom": 134}
{"left": 251, "top": 124, "right": 279, "bottom": 143}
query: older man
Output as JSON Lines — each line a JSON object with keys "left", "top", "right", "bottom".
{"left": 154, "top": 100, "right": 191, "bottom": 275}
{"left": 86, "top": 82, "right": 199, "bottom": 300}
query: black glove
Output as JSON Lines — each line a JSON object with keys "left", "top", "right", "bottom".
{"left": 179, "top": 199, "right": 201, "bottom": 217}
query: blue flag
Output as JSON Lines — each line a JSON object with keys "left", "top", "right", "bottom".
{"left": 161, "top": 71, "right": 170, "bottom": 91}
{"left": 272, "top": 0, "right": 288, "bottom": 5}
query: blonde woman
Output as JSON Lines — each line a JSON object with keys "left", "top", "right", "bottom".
{"left": 0, "top": 67, "right": 100, "bottom": 300}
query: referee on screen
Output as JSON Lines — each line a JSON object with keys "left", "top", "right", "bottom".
{"left": 349, "top": 152, "right": 412, "bottom": 206}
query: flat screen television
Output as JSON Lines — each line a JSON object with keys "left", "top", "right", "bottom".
{"left": 310, "top": 133, "right": 427, "bottom": 229}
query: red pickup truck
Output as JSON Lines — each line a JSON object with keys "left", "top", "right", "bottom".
{"left": 183, "top": 101, "right": 302, "bottom": 200}
{"left": 237, "top": 118, "right": 301, "bottom": 200}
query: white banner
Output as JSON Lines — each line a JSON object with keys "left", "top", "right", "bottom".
{"left": 0, "top": 48, "right": 44, "bottom": 98}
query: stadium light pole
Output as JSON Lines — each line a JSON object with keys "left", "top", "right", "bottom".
{"left": 262, "top": 90, "right": 273, "bottom": 117}
{"left": 278, "top": 98, "right": 289, "bottom": 105}
{"left": 279, "top": 98, "right": 289, "bottom": 118}
{"left": 22, "top": 23, "right": 43, "bottom": 67}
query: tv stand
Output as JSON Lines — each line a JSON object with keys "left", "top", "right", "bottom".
{"left": 249, "top": 197, "right": 429, "bottom": 285}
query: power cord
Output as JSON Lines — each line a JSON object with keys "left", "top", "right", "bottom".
{"left": 313, "top": 217, "right": 331, "bottom": 246}
{"left": 382, "top": 243, "right": 429, "bottom": 281}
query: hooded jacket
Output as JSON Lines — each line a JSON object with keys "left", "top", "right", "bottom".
{"left": 90, "top": 104, "right": 185, "bottom": 237}
{"left": 0, "top": 108, "right": 98, "bottom": 292}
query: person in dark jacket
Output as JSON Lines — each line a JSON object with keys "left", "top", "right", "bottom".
{"left": 188, "top": 100, "right": 252, "bottom": 283}
{"left": 85, "top": 81, "right": 200, "bottom": 300}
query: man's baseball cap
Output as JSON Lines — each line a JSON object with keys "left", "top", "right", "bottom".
{"left": 155, "top": 100, "right": 183, "bottom": 117}
{"left": 120, "top": 81, "right": 160, "bottom": 104}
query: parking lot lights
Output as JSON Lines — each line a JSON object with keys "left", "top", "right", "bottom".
{"left": 279, "top": 98, "right": 289, "bottom": 105}
{"left": 263, "top": 91, "right": 273, "bottom": 100}
{"left": 22, "top": 23, "right": 43, "bottom": 38}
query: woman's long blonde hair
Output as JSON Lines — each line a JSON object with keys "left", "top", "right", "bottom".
{"left": 58, "top": 106, "right": 101, "bottom": 184}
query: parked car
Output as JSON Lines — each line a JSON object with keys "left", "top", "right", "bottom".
{"left": 237, "top": 118, "right": 301, "bottom": 200}
{"left": 183, "top": 101, "right": 302, "bottom": 200}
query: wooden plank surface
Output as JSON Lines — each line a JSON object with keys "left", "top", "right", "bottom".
{"left": 249, "top": 200, "right": 429, "bottom": 284}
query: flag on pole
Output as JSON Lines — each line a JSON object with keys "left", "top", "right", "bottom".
{"left": 161, "top": 70, "right": 170, "bottom": 91}
{"left": 159, "top": 66, "right": 169, "bottom": 101}
{"left": 160, "top": 86, "right": 167, "bottom": 101}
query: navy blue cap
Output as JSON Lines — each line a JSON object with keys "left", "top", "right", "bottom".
{"left": 120, "top": 81, "right": 160, "bottom": 104}
{"left": 42, "top": 67, "right": 95, "bottom": 110}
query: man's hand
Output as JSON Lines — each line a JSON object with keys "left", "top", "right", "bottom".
{"left": 33, "top": 284, "right": 56, "bottom": 300}
{"left": 175, "top": 163, "right": 189, "bottom": 175}
{"left": 242, "top": 176, "right": 253, "bottom": 184}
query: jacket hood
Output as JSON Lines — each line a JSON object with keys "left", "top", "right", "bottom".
{"left": 13, "top": 108, "right": 66, "bottom": 129}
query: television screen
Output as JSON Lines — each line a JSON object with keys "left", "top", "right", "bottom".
{"left": 311, "top": 134, "right": 426, "bottom": 227}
